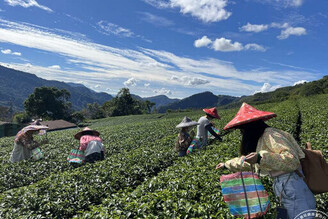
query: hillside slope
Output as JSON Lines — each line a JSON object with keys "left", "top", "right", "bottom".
{"left": 0, "top": 65, "right": 113, "bottom": 111}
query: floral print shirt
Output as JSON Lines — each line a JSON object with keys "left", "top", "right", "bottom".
{"left": 175, "top": 130, "right": 195, "bottom": 152}
{"left": 224, "top": 127, "right": 305, "bottom": 176}
{"left": 15, "top": 132, "right": 39, "bottom": 150}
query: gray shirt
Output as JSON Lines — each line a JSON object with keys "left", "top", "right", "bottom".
{"left": 196, "top": 116, "right": 210, "bottom": 146}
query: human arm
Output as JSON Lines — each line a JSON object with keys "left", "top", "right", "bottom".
{"left": 205, "top": 123, "right": 222, "bottom": 141}
{"left": 257, "top": 131, "right": 301, "bottom": 172}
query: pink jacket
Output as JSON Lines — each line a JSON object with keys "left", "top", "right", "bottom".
{"left": 79, "top": 135, "right": 102, "bottom": 151}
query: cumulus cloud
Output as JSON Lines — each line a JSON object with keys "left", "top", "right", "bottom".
{"left": 240, "top": 23, "right": 269, "bottom": 33}
{"left": 124, "top": 78, "right": 138, "bottom": 87}
{"left": 194, "top": 36, "right": 212, "bottom": 48}
{"left": 97, "top": 21, "right": 134, "bottom": 37}
{"left": 49, "top": 65, "right": 61, "bottom": 69}
{"left": 144, "top": 83, "right": 150, "bottom": 87}
{"left": 1, "top": 49, "right": 21, "bottom": 56}
{"left": 294, "top": 80, "right": 308, "bottom": 86}
{"left": 254, "top": 83, "right": 281, "bottom": 94}
{"left": 143, "top": 0, "right": 231, "bottom": 23}
{"left": 210, "top": 37, "right": 266, "bottom": 52}
{"left": 4, "top": 0, "right": 52, "bottom": 12}
{"left": 0, "top": 18, "right": 317, "bottom": 98}
{"left": 239, "top": 22, "right": 306, "bottom": 40}
{"left": 171, "top": 75, "right": 210, "bottom": 86}
{"left": 277, "top": 26, "right": 307, "bottom": 39}
{"left": 153, "top": 88, "right": 172, "bottom": 95}
{"left": 95, "top": 85, "right": 101, "bottom": 89}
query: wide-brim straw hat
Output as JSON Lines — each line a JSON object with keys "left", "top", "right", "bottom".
{"left": 176, "top": 116, "right": 199, "bottom": 128}
{"left": 203, "top": 107, "right": 220, "bottom": 120}
{"left": 15, "top": 124, "right": 49, "bottom": 142}
{"left": 74, "top": 127, "right": 100, "bottom": 140}
{"left": 224, "top": 102, "right": 276, "bottom": 130}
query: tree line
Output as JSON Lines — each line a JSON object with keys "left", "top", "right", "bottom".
{"left": 9, "top": 87, "right": 155, "bottom": 124}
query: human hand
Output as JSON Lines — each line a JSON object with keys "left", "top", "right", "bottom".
{"left": 216, "top": 163, "right": 225, "bottom": 169}
{"left": 245, "top": 152, "right": 258, "bottom": 164}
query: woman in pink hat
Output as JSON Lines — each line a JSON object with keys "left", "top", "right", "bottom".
{"left": 74, "top": 127, "right": 105, "bottom": 163}
{"left": 10, "top": 121, "right": 49, "bottom": 163}
{"left": 216, "top": 103, "right": 315, "bottom": 218}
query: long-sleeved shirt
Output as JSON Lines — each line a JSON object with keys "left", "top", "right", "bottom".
{"left": 224, "top": 127, "right": 305, "bottom": 176}
{"left": 79, "top": 135, "right": 102, "bottom": 151}
{"left": 15, "top": 133, "right": 39, "bottom": 150}
{"left": 175, "top": 130, "right": 195, "bottom": 151}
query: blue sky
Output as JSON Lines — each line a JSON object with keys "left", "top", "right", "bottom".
{"left": 0, "top": 0, "right": 327, "bottom": 98}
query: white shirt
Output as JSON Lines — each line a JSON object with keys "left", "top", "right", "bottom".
{"left": 196, "top": 116, "right": 210, "bottom": 146}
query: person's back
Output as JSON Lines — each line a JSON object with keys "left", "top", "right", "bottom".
{"left": 196, "top": 116, "right": 210, "bottom": 146}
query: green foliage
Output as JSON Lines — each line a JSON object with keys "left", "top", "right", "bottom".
{"left": 24, "top": 86, "right": 72, "bottom": 120}
{"left": 83, "top": 102, "right": 105, "bottom": 120}
{"left": 0, "top": 96, "right": 328, "bottom": 218}
{"left": 102, "top": 88, "right": 155, "bottom": 117}
{"left": 12, "top": 112, "right": 31, "bottom": 124}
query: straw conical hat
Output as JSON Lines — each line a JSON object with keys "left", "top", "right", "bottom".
{"left": 224, "top": 103, "right": 276, "bottom": 130}
{"left": 176, "top": 116, "right": 199, "bottom": 128}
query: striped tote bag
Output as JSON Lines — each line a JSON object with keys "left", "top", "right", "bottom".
{"left": 220, "top": 170, "right": 270, "bottom": 218}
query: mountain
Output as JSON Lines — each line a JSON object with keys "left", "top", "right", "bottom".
{"left": 130, "top": 94, "right": 179, "bottom": 108}
{"left": 143, "top": 95, "right": 179, "bottom": 108}
{"left": 0, "top": 65, "right": 113, "bottom": 111}
{"left": 222, "top": 75, "right": 328, "bottom": 109}
{"left": 157, "top": 91, "right": 238, "bottom": 113}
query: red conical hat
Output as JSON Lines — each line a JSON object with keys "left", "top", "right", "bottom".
{"left": 224, "top": 103, "right": 276, "bottom": 130}
{"left": 203, "top": 107, "right": 220, "bottom": 120}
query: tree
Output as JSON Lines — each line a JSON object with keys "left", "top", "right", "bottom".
{"left": 83, "top": 102, "right": 105, "bottom": 119}
{"left": 102, "top": 88, "right": 154, "bottom": 117}
{"left": 24, "top": 87, "right": 72, "bottom": 120}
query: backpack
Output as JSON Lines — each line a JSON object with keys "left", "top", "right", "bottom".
{"left": 300, "top": 142, "right": 328, "bottom": 194}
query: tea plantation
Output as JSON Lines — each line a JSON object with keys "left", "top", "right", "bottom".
{"left": 0, "top": 95, "right": 327, "bottom": 218}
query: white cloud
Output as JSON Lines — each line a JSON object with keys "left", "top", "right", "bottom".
{"left": 210, "top": 38, "right": 266, "bottom": 52}
{"left": 1, "top": 49, "right": 11, "bottom": 54}
{"left": 95, "top": 85, "right": 101, "bottom": 89}
{"left": 171, "top": 75, "right": 210, "bottom": 86}
{"left": 124, "top": 78, "right": 138, "bottom": 87}
{"left": 240, "top": 23, "right": 269, "bottom": 33}
{"left": 153, "top": 88, "right": 172, "bottom": 95}
{"left": 277, "top": 26, "right": 307, "bottom": 39}
{"left": 294, "top": 80, "right": 308, "bottom": 86}
{"left": 49, "top": 65, "right": 61, "bottom": 69}
{"left": 4, "top": 0, "right": 52, "bottom": 12}
{"left": 97, "top": 21, "right": 134, "bottom": 37}
{"left": 139, "top": 12, "right": 174, "bottom": 27}
{"left": 212, "top": 38, "right": 243, "bottom": 52}
{"left": 144, "top": 83, "right": 150, "bottom": 87}
{"left": 194, "top": 36, "right": 212, "bottom": 48}
{"left": 0, "top": 19, "right": 317, "bottom": 98}
{"left": 252, "top": 0, "right": 304, "bottom": 8}
{"left": 144, "top": 0, "right": 231, "bottom": 23}
{"left": 244, "top": 44, "right": 266, "bottom": 52}
{"left": 1, "top": 48, "right": 21, "bottom": 55}
{"left": 254, "top": 83, "right": 281, "bottom": 94}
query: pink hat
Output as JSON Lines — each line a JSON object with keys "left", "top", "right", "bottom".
{"left": 224, "top": 103, "right": 276, "bottom": 130}
{"left": 203, "top": 107, "right": 220, "bottom": 120}
{"left": 74, "top": 127, "right": 100, "bottom": 140}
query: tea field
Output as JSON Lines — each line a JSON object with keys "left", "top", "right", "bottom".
{"left": 0, "top": 95, "right": 327, "bottom": 218}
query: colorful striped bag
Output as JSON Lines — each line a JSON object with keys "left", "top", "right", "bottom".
{"left": 31, "top": 147, "right": 44, "bottom": 160}
{"left": 67, "top": 147, "right": 85, "bottom": 165}
{"left": 220, "top": 164, "right": 270, "bottom": 218}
